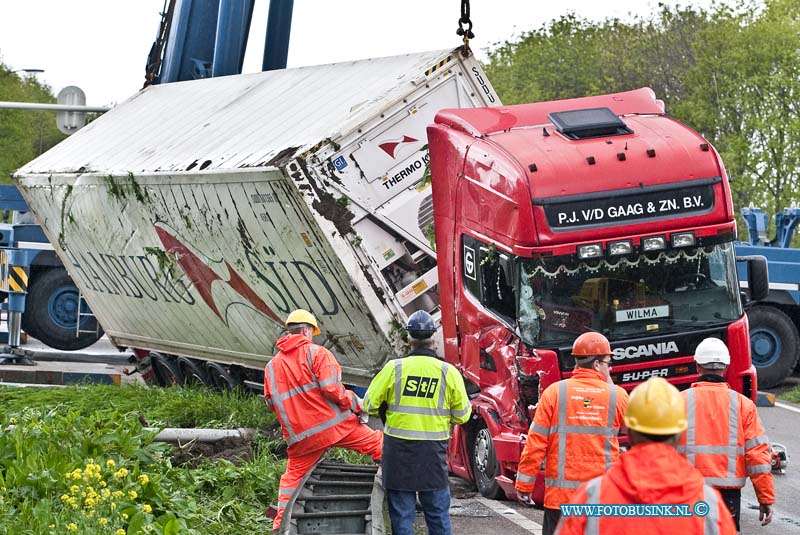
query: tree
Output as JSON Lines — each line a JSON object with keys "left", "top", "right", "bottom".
{"left": 677, "top": 0, "right": 800, "bottom": 223}
{"left": 483, "top": 0, "right": 800, "bottom": 240}
{"left": 0, "top": 61, "right": 65, "bottom": 185}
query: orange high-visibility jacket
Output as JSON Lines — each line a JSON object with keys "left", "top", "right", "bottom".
{"left": 516, "top": 368, "right": 629, "bottom": 509}
{"left": 264, "top": 333, "right": 361, "bottom": 455}
{"left": 679, "top": 381, "right": 775, "bottom": 504}
{"left": 555, "top": 442, "right": 736, "bottom": 535}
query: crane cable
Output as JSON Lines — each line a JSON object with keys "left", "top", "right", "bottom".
{"left": 456, "top": 0, "right": 475, "bottom": 50}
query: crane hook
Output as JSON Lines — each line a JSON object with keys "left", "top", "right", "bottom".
{"left": 456, "top": 0, "right": 475, "bottom": 49}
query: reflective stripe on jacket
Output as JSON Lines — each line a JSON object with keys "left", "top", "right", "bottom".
{"left": 555, "top": 442, "right": 736, "bottom": 535}
{"left": 363, "top": 350, "right": 471, "bottom": 441}
{"left": 264, "top": 333, "right": 360, "bottom": 455}
{"left": 679, "top": 381, "right": 775, "bottom": 504}
{"left": 515, "top": 368, "right": 629, "bottom": 509}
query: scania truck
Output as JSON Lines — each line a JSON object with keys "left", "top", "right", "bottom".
{"left": 427, "top": 88, "right": 767, "bottom": 499}
{"left": 14, "top": 50, "right": 765, "bottom": 499}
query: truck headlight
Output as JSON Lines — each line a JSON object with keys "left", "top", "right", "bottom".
{"left": 671, "top": 232, "right": 696, "bottom": 248}
{"left": 642, "top": 236, "right": 666, "bottom": 251}
{"left": 608, "top": 240, "right": 632, "bottom": 256}
{"left": 578, "top": 244, "right": 603, "bottom": 259}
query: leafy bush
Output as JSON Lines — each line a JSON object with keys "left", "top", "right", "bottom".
{"left": 0, "top": 384, "right": 274, "bottom": 429}
{"left": 0, "top": 387, "right": 285, "bottom": 534}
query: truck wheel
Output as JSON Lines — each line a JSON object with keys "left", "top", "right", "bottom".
{"left": 150, "top": 352, "right": 182, "bottom": 387}
{"left": 748, "top": 306, "right": 800, "bottom": 389}
{"left": 205, "top": 362, "right": 241, "bottom": 390}
{"left": 471, "top": 424, "right": 504, "bottom": 499}
{"left": 177, "top": 357, "right": 211, "bottom": 386}
{"left": 21, "top": 268, "right": 103, "bottom": 351}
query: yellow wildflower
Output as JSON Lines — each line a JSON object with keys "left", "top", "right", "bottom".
{"left": 99, "top": 518, "right": 108, "bottom": 526}
{"left": 8, "top": 417, "right": 16, "bottom": 424}
{"left": 99, "top": 480, "right": 107, "bottom": 488}
{"left": 113, "top": 468, "right": 129, "bottom": 479}
{"left": 106, "top": 459, "right": 116, "bottom": 468}
{"left": 116, "top": 530, "right": 125, "bottom": 535}
{"left": 128, "top": 490, "right": 138, "bottom": 500}
{"left": 71, "top": 469, "right": 82, "bottom": 480}
{"left": 101, "top": 488, "right": 111, "bottom": 498}
{"left": 60, "top": 494, "right": 70, "bottom": 503}
{"left": 48, "top": 525, "right": 55, "bottom": 529}
{"left": 66, "top": 523, "right": 77, "bottom": 532}
{"left": 110, "top": 502, "right": 117, "bottom": 511}
{"left": 112, "top": 491, "right": 124, "bottom": 499}
{"left": 142, "top": 504, "right": 152, "bottom": 513}
{"left": 138, "top": 474, "right": 149, "bottom": 485}
{"left": 70, "top": 485, "right": 80, "bottom": 495}
{"left": 121, "top": 513, "right": 128, "bottom": 521}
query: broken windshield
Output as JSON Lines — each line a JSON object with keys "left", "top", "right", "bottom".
{"left": 518, "top": 242, "right": 742, "bottom": 347}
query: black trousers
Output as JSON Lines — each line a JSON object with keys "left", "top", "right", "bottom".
{"left": 543, "top": 507, "right": 562, "bottom": 535}
{"left": 718, "top": 488, "right": 741, "bottom": 532}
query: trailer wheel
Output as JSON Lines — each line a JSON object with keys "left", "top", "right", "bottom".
{"left": 177, "top": 357, "right": 211, "bottom": 386}
{"left": 205, "top": 362, "right": 241, "bottom": 390}
{"left": 22, "top": 268, "right": 103, "bottom": 351}
{"left": 150, "top": 353, "right": 182, "bottom": 387}
{"left": 471, "top": 424, "right": 504, "bottom": 499}
{"left": 748, "top": 306, "right": 800, "bottom": 389}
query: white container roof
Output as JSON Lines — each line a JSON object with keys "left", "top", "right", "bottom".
{"left": 16, "top": 49, "right": 454, "bottom": 177}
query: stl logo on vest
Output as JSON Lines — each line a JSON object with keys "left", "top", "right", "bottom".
{"left": 402, "top": 376, "right": 440, "bottom": 399}
{"left": 583, "top": 398, "right": 592, "bottom": 408}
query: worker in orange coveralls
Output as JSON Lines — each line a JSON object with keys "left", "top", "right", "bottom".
{"left": 556, "top": 377, "right": 736, "bottom": 535}
{"left": 264, "top": 309, "right": 383, "bottom": 532}
{"left": 679, "top": 337, "right": 774, "bottom": 532}
{"left": 515, "top": 332, "right": 629, "bottom": 535}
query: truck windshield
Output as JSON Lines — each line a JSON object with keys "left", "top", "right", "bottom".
{"left": 518, "top": 242, "right": 742, "bottom": 346}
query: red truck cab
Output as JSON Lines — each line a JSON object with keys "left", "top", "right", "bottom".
{"left": 427, "top": 88, "right": 764, "bottom": 500}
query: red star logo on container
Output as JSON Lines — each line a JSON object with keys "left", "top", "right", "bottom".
{"left": 154, "top": 225, "right": 282, "bottom": 326}
{"left": 378, "top": 135, "right": 418, "bottom": 158}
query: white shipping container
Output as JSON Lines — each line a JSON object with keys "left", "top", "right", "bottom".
{"left": 14, "top": 47, "right": 500, "bottom": 384}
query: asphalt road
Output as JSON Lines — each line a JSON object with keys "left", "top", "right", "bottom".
{"left": 741, "top": 400, "right": 800, "bottom": 534}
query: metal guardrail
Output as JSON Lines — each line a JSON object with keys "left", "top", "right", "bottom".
{"left": 277, "top": 461, "right": 384, "bottom": 535}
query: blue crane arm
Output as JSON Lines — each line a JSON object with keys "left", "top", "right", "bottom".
{"left": 147, "top": 0, "right": 294, "bottom": 85}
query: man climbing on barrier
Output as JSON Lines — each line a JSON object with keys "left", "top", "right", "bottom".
{"left": 264, "top": 309, "right": 383, "bottom": 533}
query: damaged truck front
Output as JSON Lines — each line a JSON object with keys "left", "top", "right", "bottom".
{"left": 12, "top": 48, "right": 500, "bottom": 390}
{"left": 427, "top": 88, "right": 767, "bottom": 501}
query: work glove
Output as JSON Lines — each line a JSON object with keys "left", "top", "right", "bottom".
{"left": 517, "top": 490, "right": 533, "bottom": 506}
{"left": 759, "top": 504, "right": 773, "bottom": 526}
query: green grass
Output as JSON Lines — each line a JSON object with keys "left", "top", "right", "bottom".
{"left": 0, "top": 384, "right": 275, "bottom": 430}
{"left": 0, "top": 385, "right": 286, "bottom": 534}
{"left": 779, "top": 386, "right": 800, "bottom": 403}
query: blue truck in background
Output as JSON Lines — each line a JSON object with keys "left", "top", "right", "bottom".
{"left": 736, "top": 207, "right": 800, "bottom": 388}
{"left": 0, "top": 185, "right": 103, "bottom": 351}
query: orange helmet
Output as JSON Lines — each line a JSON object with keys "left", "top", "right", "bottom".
{"left": 572, "top": 332, "right": 612, "bottom": 357}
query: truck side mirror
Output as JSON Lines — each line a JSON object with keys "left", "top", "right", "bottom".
{"left": 736, "top": 255, "right": 769, "bottom": 302}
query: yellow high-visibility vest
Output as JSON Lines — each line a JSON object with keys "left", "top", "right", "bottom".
{"left": 364, "top": 354, "right": 471, "bottom": 440}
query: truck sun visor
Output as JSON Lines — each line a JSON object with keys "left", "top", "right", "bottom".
{"left": 548, "top": 107, "right": 633, "bottom": 140}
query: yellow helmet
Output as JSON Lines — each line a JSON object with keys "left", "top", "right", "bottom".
{"left": 285, "top": 309, "right": 320, "bottom": 336}
{"left": 624, "top": 377, "right": 687, "bottom": 435}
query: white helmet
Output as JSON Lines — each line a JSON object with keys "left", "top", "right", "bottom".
{"left": 694, "top": 337, "right": 730, "bottom": 367}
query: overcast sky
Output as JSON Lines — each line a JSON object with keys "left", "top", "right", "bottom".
{"left": 1, "top": 0, "right": 722, "bottom": 106}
